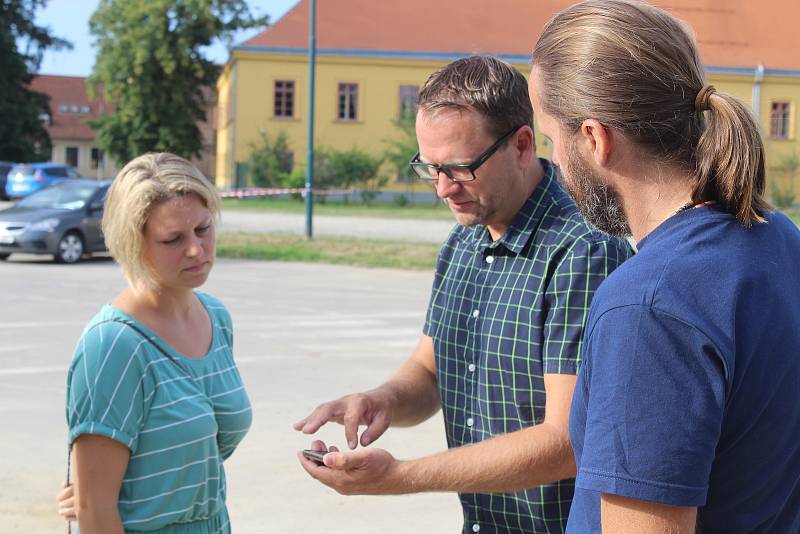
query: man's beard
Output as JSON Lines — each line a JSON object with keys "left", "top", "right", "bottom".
{"left": 557, "top": 149, "right": 631, "bottom": 239}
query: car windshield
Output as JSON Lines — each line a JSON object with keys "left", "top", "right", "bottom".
{"left": 17, "top": 183, "right": 99, "bottom": 210}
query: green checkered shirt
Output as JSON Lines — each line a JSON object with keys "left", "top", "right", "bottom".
{"left": 423, "top": 159, "right": 632, "bottom": 533}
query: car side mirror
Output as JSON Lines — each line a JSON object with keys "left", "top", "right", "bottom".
{"left": 88, "top": 201, "right": 104, "bottom": 214}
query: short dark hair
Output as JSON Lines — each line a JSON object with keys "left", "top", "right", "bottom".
{"left": 419, "top": 56, "right": 533, "bottom": 140}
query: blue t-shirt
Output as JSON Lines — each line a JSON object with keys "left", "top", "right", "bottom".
{"left": 568, "top": 206, "right": 800, "bottom": 533}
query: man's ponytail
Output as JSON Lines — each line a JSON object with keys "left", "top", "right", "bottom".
{"left": 693, "top": 89, "right": 771, "bottom": 226}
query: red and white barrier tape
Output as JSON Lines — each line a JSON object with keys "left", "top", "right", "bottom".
{"left": 219, "top": 188, "right": 355, "bottom": 198}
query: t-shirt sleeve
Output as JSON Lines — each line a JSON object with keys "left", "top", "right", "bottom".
{"left": 66, "top": 322, "right": 154, "bottom": 452}
{"left": 543, "top": 239, "right": 626, "bottom": 374}
{"left": 574, "top": 305, "right": 726, "bottom": 506}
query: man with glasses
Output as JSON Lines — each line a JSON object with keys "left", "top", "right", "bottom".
{"left": 296, "top": 56, "right": 631, "bottom": 533}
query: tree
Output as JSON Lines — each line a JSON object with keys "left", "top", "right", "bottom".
{"left": 88, "top": 0, "right": 267, "bottom": 164}
{"left": 0, "top": 0, "right": 71, "bottom": 162}
{"left": 382, "top": 119, "right": 418, "bottom": 184}
{"left": 383, "top": 119, "right": 426, "bottom": 204}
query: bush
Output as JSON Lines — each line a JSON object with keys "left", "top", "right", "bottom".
{"left": 772, "top": 152, "right": 799, "bottom": 210}
{"left": 307, "top": 146, "right": 383, "bottom": 202}
{"left": 247, "top": 131, "right": 293, "bottom": 188}
{"left": 393, "top": 194, "right": 410, "bottom": 206}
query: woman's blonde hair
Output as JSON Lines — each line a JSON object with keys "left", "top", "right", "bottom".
{"left": 533, "top": 0, "right": 771, "bottom": 226}
{"left": 102, "top": 152, "right": 220, "bottom": 289}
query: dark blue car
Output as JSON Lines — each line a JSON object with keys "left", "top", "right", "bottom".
{"left": 5, "top": 162, "right": 83, "bottom": 199}
{"left": 0, "top": 180, "right": 111, "bottom": 263}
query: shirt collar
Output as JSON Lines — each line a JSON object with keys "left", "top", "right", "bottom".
{"left": 459, "top": 158, "right": 558, "bottom": 254}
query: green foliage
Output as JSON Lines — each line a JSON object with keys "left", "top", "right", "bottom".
{"left": 88, "top": 0, "right": 267, "bottom": 164}
{"left": 393, "top": 194, "right": 410, "bottom": 206}
{"left": 0, "top": 0, "right": 71, "bottom": 161}
{"left": 772, "top": 152, "right": 799, "bottom": 210}
{"left": 313, "top": 146, "right": 382, "bottom": 191}
{"left": 382, "top": 120, "right": 418, "bottom": 184}
{"left": 247, "top": 131, "right": 293, "bottom": 187}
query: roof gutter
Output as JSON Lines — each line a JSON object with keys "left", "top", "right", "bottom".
{"left": 233, "top": 45, "right": 531, "bottom": 65}
{"left": 238, "top": 47, "right": 800, "bottom": 78}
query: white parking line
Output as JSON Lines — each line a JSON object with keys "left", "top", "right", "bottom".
{"left": 0, "top": 321, "right": 86, "bottom": 329}
{"left": 0, "top": 344, "right": 37, "bottom": 353}
{"left": 0, "top": 365, "right": 66, "bottom": 376}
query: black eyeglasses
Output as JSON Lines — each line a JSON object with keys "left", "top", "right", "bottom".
{"left": 409, "top": 125, "right": 522, "bottom": 183}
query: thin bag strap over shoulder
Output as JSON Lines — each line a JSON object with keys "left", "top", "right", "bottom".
{"left": 101, "top": 318, "right": 193, "bottom": 376}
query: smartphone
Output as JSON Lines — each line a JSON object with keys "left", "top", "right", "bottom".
{"left": 302, "top": 449, "right": 326, "bottom": 464}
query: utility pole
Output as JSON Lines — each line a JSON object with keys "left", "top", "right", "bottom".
{"left": 304, "top": 0, "right": 317, "bottom": 239}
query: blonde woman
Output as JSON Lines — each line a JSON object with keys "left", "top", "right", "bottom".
{"left": 59, "top": 153, "right": 251, "bottom": 533}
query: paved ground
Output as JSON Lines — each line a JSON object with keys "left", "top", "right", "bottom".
{"left": 218, "top": 209, "right": 454, "bottom": 243}
{"left": 0, "top": 256, "right": 462, "bottom": 533}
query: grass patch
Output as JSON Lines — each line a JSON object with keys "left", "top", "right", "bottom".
{"left": 217, "top": 232, "right": 440, "bottom": 270}
{"left": 221, "top": 197, "right": 453, "bottom": 221}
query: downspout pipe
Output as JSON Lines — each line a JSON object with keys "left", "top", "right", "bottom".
{"left": 753, "top": 63, "right": 765, "bottom": 125}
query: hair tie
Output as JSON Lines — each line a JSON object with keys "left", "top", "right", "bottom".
{"left": 695, "top": 84, "right": 716, "bottom": 112}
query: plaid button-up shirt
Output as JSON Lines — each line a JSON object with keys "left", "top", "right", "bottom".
{"left": 423, "top": 160, "right": 632, "bottom": 534}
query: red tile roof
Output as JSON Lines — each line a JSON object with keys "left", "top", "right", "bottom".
{"left": 245, "top": 0, "right": 800, "bottom": 71}
{"left": 29, "top": 75, "right": 111, "bottom": 141}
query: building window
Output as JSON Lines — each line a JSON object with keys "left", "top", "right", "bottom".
{"left": 65, "top": 146, "right": 79, "bottom": 168}
{"left": 91, "top": 148, "right": 103, "bottom": 170}
{"left": 398, "top": 85, "right": 419, "bottom": 122}
{"left": 274, "top": 80, "right": 295, "bottom": 118}
{"left": 770, "top": 101, "right": 791, "bottom": 139}
{"left": 337, "top": 83, "right": 358, "bottom": 121}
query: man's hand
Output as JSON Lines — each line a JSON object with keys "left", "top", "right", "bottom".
{"left": 297, "top": 440, "right": 407, "bottom": 495}
{"left": 56, "top": 481, "right": 76, "bottom": 521}
{"left": 293, "top": 389, "right": 394, "bottom": 449}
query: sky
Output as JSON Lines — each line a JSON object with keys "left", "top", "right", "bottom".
{"left": 29, "top": 0, "right": 299, "bottom": 77}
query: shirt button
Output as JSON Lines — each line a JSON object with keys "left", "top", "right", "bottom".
{"left": 472, "top": 524, "right": 480, "bottom": 532}
{"left": 468, "top": 363, "right": 476, "bottom": 372}
{"left": 467, "top": 417, "right": 474, "bottom": 427}
{"left": 472, "top": 309, "right": 480, "bottom": 318}
{"left": 485, "top": 255, "right": 494, "bottom": 264}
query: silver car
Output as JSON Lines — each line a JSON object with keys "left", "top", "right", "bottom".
{"left": 0, "top": 180, "right": 111, "bottom": 263}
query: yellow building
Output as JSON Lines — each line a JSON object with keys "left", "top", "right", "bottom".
{"left": 217, "top": 0, "right": 800, "bottom": 199}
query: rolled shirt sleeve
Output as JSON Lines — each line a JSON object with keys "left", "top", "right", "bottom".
{"left": 66, "top": 322, "right": 155, "bottom": 452}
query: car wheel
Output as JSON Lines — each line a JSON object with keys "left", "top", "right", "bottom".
{"left": 55, "top": 232, "right": 84, "bottom": 264}
{"left": 0, "top": 253, "right": 9, "bottom": 261}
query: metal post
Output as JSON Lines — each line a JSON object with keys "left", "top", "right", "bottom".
{"left": 304, "top": 0, "right": 317, "bottom": 239}
{"left": 752, "top": 64, "right": 765, "bottom": 126}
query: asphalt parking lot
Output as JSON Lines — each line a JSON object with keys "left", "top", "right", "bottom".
{"left": 0, "top": 255, "right": 461, "bottom": 533}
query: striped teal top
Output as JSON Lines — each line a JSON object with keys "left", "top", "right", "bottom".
{"left": 66, "top": 292, "right": 252, "bottom": 533}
